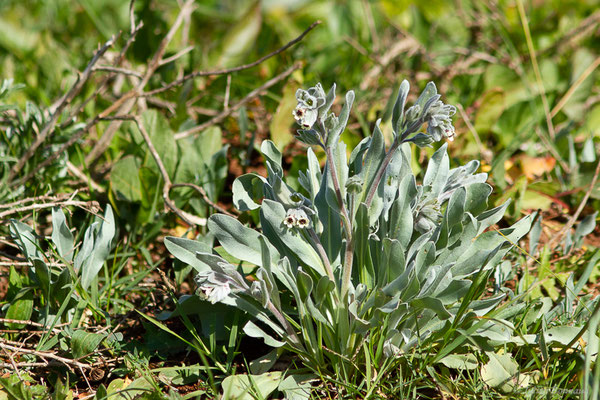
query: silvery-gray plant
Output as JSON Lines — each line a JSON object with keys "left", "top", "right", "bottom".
{"left": 166, "top": 81, "right": 533, "bottom": 380}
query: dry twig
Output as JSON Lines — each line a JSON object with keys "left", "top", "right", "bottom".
{"left": 142, "top": 21, "right": 321, "bottom": 97}
{"left": 0, "top": 341, "right": 92, "bottom": 370}
{"left": 127, "top": 115, "right": 207, "bottom": 226}
{"left": 174, "top": 62, "right": 301, "bottom": 140}
{"left": 7, "top": 35, "right": 118, "bottom": 183}
{"left": 0, "top": 197, "right": 100, "bottom": 220}
{"left": 84, "top": 0, "right": 196, "bottom": 166}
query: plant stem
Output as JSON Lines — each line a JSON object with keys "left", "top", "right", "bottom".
{"left": 324, "top": 145, "right": 354, "bottom": 299}
{"left": 266, "top": 301, "right": 303, "bottom": 348}
{"left": 307, "top": 227, "right": 336, "bottom": 283}
{"left": 365, "top": 138, "right": 401, "bottom": 208}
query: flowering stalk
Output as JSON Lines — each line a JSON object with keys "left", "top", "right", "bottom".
{"left": 366, "top": 83, "right": 457, "bottom": 208}
{"left": 365, "top": 138, "right": 401, "bottom": 208}
{"left": 266, "top": 300, "right": 303, "bottom": 347}
{"left": 307, "top": 226, "right": 336, "bottom": 283}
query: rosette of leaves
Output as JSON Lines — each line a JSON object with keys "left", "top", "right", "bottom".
{"left": 166, "top": 81, "right": 533, "bottom": 383}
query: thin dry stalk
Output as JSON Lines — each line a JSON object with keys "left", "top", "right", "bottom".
{"left": 174, "top": 62, "right": 301, "bottom": 140}
{"left": 142, "top": 21, "right": 321, "bottom": 97}
{"left": 7, "top": 35, "right": 117, "bottom": 183}
{"left": 0, "top": 342, "right": 93, "bottom": 370}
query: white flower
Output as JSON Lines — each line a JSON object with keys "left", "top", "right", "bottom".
{"left": 295, "top": 210, "right": 310, "bottom": 228}
{"left": 284, "top": 209, "right": 297, "bottom": 228}
{"left": 199, "top": 281, "right": 231, "bottom": 304}
{"left": 283, "top": 208, "right": 311, "bottom": 229}
{"left": 293, "top": 105, "right": 318, "bottom": 129}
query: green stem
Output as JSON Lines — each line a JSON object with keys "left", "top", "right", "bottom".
{"left": 365, "top": 138, "right": 401, "bottom": 208}
{"left": 307, "top": 227, "right": 336, "bottom": 284}
{"left": 266, "top": 301, "right": 303, "bottom": 349}
{"left": 325, "top": 145, "right": 354, "bottom": 299}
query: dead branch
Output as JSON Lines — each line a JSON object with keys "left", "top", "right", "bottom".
{"left": 0, "top": 198, "right": 100, "bottom": 220}
{"left": 7, "top": 35, "right": 118, "bottom": 183}
{"left": 59, "top": 21, "right": 144, "bottom": 132}
{"left": 0, "top": 341, "right": 93, "bottom": 370}
{"left": 92, "top": 65, "right": 143, "bottom": 79}
{"left": 174, "top": 62, "right": 301, "bottom": 140}
{"left": 125, "top": 115, "right": 208, "bottom": 227}
{"left": 84, "top": 0, "right": 196, "bottom": 166}
{"left": 171, "top": 182, "right": 236, "bottom": 216}
{"left": 142, "top": 21, "right": 321, "bottom": 97}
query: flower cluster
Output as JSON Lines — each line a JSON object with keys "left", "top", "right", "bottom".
{"left": 194, "top": 263, "right": 249, "bottom": 304}
{"left": 292, "top": 83, "right": 327, "bottom": 129}
{"left": 413, "top": 190, "right": 442, "bottom": 233}
{"left": 425, "top": 100, "right": 457, "bottom": 142}
{"left": 283, "top": 208, "right": 311, "bottom": 229}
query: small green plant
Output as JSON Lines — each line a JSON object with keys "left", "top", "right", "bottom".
{"left": 6, "top": 206, "right": 116, "bottom": 336}
{"left": 168, "top": 81, "right": 534, "bottom": 388}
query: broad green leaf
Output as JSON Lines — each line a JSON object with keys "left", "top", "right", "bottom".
{"left": 110, "top": 156, "right": 142, "bottom": 202}
{"left": 261, "top": 140, "right": 283, "bottom": 177}
{"left": 315, "top": 160, "right": 342, "bottom": 262}
{"left": 52, "top": 207, "right": 75, "bottom": 262}
{"left": 51, "top": 268, "right": 72, "bottom": 308}
{"left": 544, "top": 326, "right": 599, "bottom": 357}
{"left": 260, "top": 200, "right": 326, "bottom": 276}
{"left": 71, "top": 330, "right": 107, "bottom": 359}
{"left": 476, "top": 200, "right": 510, "bottom": 235}
{"left": 359, "top": 119, "right": 385, "bottom": 203}
{"left": 164, "top": 236, "right": 212, "bottom": 273}
{"left": 464, "top": 183, "right": 492, "bottom": 216}
{"left": 9, "top": 220, "right": 41, "bottom": 260}
{"left": 112, "top": 377, "right": 154, "bottom": 399}
{"left": 325, "top": 141, "right": 348, "bottom": 213}
{"left": 249, "top": 349, "right": 278, "bottom": 375}
{"left": 5, "top": 289, "right": 33, "bottom": 329}
{"left": 221, "top": 372, "right": 281, "bottom": 400}
{"left": 141, "top": 109, "right": 178, "bottom": 177}
{"left": 481, "top": 352, "right": 519, "bottom": 392}
{"left": 243, "top": 320, "right": 285, "bottom": 348}
{"left": 381, "top": 238, "right": 406, "bottom": 285}
{"left": 573, "top": 211, "right": 597, "bottom": 245}
{"left": 208, "top": 214, "right": 280, "bottom": 268}
{"left": 327, "top": 90, "right": 354, "bottom": 146}
{"left": 32, "top": 258, "right": 50, "bottom": 299}
{"left": 445, "top": 187, "right": 466, "bottom": 229}
{"left": 423, "top": 143, "right": 449, "bottom": 198}
{"left": 232, "top": 173, "right": 266, "bottom": 211}
{"left": 296, "top": 268, "right": 313, "bottom": 302}
{"left": 410, "top": 297, "right": 451, "bottom": 320}
{"left": 278, "top": 374, "right": 314, "bottom": 400}
{"left": 392, "top": 80, "right": 410, "bottom": 135}
{"left": 79, "top": 205, "right": 116, "bottom": 290}
{"left": 388, "top": 175, "right": 417, "bottom": 249}
{"left": 414, "top": 82, "right": 438, "bottom": 115}
{"left": 438, "top": 353, "right": 478, "bottom": 370}
{"left": 175, "top": 126, "right": 223, "bottom": 184}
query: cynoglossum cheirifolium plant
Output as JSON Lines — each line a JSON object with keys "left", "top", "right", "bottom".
{"left": 166, "top": 81, "right": 534, "bottom": 381}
